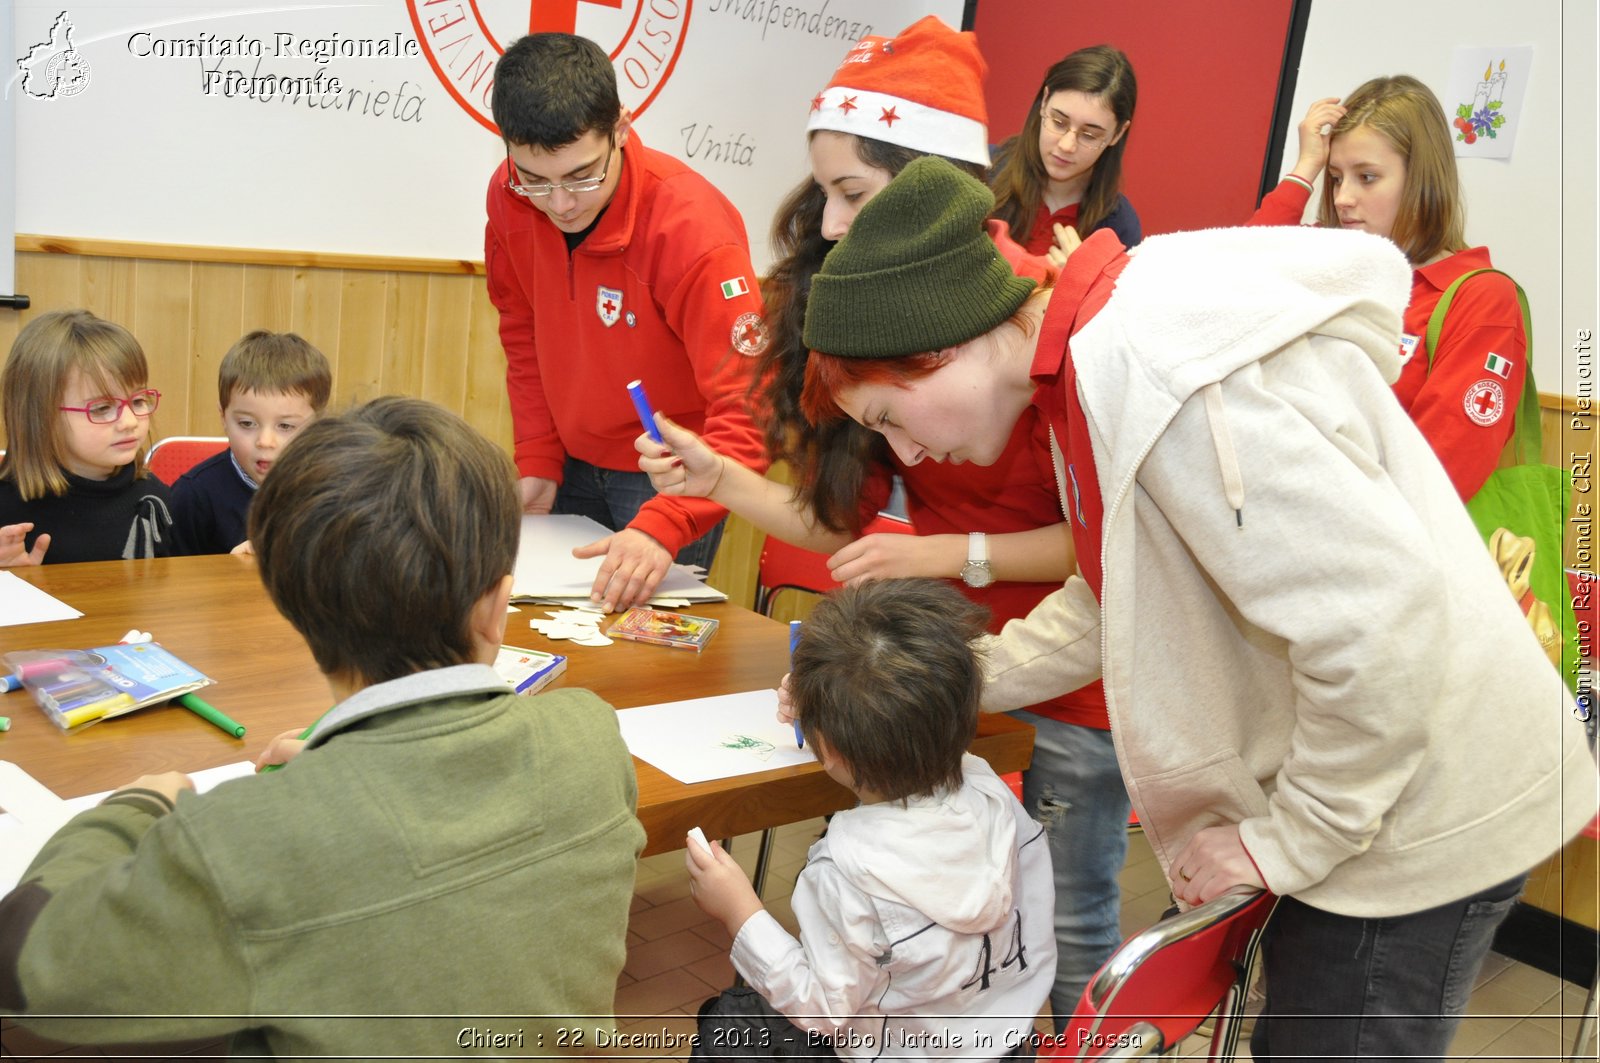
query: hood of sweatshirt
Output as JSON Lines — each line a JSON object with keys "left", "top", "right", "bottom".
{"left": 821, "top": 754, "right": 1019, "bottom": 935}
{"left": 1070, "top": 225, "right": 1411, "bottom": 526}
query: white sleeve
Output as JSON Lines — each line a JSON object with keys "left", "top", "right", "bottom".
{"left": 729, "top": 862, "right": 888, "bottom": 1034}
{"left": 979, "top": 576, "right": 1104, "bottom": 712}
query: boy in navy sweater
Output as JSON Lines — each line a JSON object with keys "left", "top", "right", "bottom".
{"left": 171, "top": 331, "right": 330, "bottom": 554}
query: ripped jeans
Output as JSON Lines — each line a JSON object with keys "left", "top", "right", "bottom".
{"left": 1010, "top": 711, "right": 1131, "bottom": 1030}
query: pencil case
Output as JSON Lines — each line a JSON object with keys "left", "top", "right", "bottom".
{"left": 1, "top": 650, "right": 135, "bottom": 731}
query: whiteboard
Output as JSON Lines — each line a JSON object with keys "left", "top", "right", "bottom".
{"left": 1271, "top": 0, "right": 1596, "bottom": 393}
{"left": 12, "top": 0, "right": 962, "bottom": 271}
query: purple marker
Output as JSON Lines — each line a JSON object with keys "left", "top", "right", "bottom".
{"left": 627, "top": 379, "right": 664, "bottom": 444}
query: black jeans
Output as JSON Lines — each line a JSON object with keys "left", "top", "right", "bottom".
{"left": 1251, "top": 873, "right": 1525, "bottom": 1062}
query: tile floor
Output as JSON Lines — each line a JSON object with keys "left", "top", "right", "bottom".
{"left": 2, "top": 819, "right": 1594, "bottom": 1060}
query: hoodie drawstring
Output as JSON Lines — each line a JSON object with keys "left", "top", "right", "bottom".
{"left": 1203, "top": 383, "right": 1245, "bottom": 528}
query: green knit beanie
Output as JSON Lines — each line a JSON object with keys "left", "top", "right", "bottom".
{"left": 802, "top": 155, "right": 1037, "bottom": 359}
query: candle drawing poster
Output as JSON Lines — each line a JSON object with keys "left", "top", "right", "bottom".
{"left": 1445, "top": 46, "right": 1533, "bottom": 160}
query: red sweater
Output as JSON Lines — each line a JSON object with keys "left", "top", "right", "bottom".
{"left": 485, "top": 136, "right": 770, "bottom": 553}
{"left": 856, "top": 223, "right": 1112, "bottom": 730}
{"left": 1250, "top": 180, "right": 1525, "bottom": 499}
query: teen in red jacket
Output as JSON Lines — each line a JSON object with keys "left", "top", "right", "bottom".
{"left": 1250, "top": 76, "right": 1525, "bottom": 500}
{"left": 485, "top": 33, "right": 769, "bottom": 607}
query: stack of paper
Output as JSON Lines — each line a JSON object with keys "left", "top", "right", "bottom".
{"left": 512, "top": 514, "right": 726, "bottom": 605}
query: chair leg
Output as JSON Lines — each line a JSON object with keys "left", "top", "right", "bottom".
{"left": 1571, "top": 971, "right": 1598, "bottom": 1063}
{"left": 751, "top": 828, "right": 777, "bottom": 896}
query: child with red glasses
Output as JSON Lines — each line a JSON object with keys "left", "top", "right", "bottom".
{"left": 0, "top": 309, "right": 174, "bottom": 565}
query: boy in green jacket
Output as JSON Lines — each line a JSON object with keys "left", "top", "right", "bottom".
{"left": 0, "top": 397, "right": 645, "bottom": 1056}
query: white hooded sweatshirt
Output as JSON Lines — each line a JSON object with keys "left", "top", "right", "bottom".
{"left": 731, "top": 754, "right": 1055, "bottom": 1061}
{"left": 981, "top": 225, "right": 1596, "bottom": 916}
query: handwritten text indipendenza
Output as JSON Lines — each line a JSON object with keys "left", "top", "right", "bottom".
{"left": 706, "top": 0, "right": 872, "bottom": 43}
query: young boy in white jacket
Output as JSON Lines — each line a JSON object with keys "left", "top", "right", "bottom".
{"left": 686, "top": 579, "right": 1055, "bottom": 1061}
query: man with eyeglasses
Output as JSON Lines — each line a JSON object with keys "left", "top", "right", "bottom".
{"left": 485, "top": 33, "right": 770, "bottom": 610}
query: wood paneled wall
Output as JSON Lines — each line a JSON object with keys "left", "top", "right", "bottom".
{"left": 0, "top": 240, "right": 763, "bottom": 605}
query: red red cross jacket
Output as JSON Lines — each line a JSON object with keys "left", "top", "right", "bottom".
{"left": 485, "top": 134, "right": 770, "bottom": 553}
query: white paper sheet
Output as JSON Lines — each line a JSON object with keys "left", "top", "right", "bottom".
{"left": 0, "top": 570, "right": 83, "bottom": 627}
{"left": 0, "top": 760, "right": 257, "bottom": 893}
{"left": 616, "top": 689, "right": 816, "bottom": 785}
{"left": 512, "top": 514, "right": 726, "bottom": 603}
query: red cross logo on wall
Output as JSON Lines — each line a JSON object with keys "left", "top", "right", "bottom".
{"left": 1463, "top": 378, "right": 1506, "bottom": 426}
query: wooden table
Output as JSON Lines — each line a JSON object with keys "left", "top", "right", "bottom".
{"left": 0, "top": 556, "right": 1034, "bottom": 855}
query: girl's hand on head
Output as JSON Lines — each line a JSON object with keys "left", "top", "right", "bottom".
{"left": 634, "top": 414, "right": 727, "bottom": 499}
{"left": 0, "top": 523, "right": 49, "bottom": 567}
{"left": 1290, "top": 97, "right": 1347, "bottom": 185}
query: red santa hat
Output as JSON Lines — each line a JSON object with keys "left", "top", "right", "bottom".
{"left": 805, "top": 16, "right": 990, "bottom": 167}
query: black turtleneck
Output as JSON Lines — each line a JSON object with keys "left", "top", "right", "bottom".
{"left": 0, "top": 461, "right": 176, "bottom": 563}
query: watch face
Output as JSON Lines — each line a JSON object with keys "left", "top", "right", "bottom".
{"left": 961, "top": 562, "right": 994, "bottom": 588}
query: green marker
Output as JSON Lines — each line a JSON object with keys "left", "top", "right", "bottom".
{"left": 259, "top": 708, "right": 333, "bottom": 773}
{"left": 176, "top": 693, "right": 246, "bottom": 738}
{"left": 0, "top": 716, "right": 10, "bottom": 732}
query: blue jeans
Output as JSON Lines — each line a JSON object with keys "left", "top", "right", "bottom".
{"left": 554, "top": 456, "right": 725, "bottom": 573}
{"left": 1251, "top": 873, "right": 1525, "bottom": 1061}
{"left": 1011, "top": 711, "right": 1131, "bottom": 1030}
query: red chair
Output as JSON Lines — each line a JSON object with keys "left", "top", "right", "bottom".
{"left": 146, "top": 436, "right": 228, "bottom": 485}
{"left": 1040, "top": 886, "right": 1277, "bottom": 1061}
{"left": 753, "top": 512, "right": 914, "bottom": 615}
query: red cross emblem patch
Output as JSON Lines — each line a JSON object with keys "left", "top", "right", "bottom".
{"left": 596, "top": 286, "right": 622, "bottom": 328}
{"left": 1463, "top": 378, "right": 1506, "bottom": 426}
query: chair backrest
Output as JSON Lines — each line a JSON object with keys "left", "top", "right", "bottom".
{"left": 1046, "top": 886, "right": 1277, "bottom": 1060}
{"left": 754, "top": 513, "right": 912, "bottom": 615}
{"left": 146, "top": 436, "right": 229, "bottom": 485}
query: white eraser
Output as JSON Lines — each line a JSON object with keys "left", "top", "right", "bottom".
{"left": 687, "top": 826, "right": 713, "bottom": 855}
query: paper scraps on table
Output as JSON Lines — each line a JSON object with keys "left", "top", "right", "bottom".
{"left": 530, "top": 608, "right": 615, "bottom": 647}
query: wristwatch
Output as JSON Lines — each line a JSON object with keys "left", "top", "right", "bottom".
{"left": 960, "top": 532, "right": 994, "bottom": 588}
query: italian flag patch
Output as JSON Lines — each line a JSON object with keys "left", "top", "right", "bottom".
{"left": 1484, "top": 352, "right": 1513, "bottom": 379}
{"left": 720, "top": 276, "right": 749, "bottom": 299}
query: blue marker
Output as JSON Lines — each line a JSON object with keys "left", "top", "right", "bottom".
{"left": 0, "top": 674, "right": 21, "bottom": 693}
{"left": 627, "top": 379, "right": 664, "bottom": 444}
{"left": 789, "top": 620, "right": 804, "bottom": 749}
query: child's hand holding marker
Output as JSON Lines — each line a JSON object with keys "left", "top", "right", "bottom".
{"left": 633, "top": 413, "right": 728, "bottom": 500}
{"left": 775, "top": 673, "right": 797, "bottom": 728}
{"left": 255, "top": 726, "right": 311, "bottom": 772}
{"left": 684, "top": 824, "right": 764, "bottom": 935}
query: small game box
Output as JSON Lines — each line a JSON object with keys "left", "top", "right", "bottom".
{"left": 493, "top": 645, "right": 568, "bottom": 695}
{"left": 606, "top": 606, "right": 720, "bottom": 652}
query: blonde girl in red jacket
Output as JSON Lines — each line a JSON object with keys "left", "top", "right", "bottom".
{"left": 1253, "top": 75, "right": 1527, "bottom": 500}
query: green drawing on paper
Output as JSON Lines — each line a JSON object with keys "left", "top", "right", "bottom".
{"left": 719, "top": 733, "right": 776, "bottom": 760}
